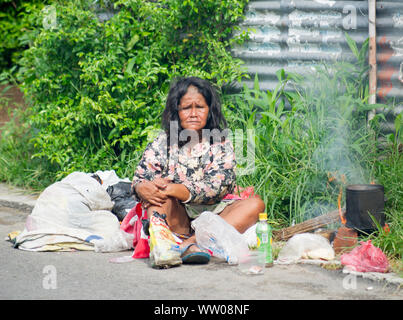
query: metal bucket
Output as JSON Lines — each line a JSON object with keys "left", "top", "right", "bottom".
{"left": 345, "top": 184, "right": 385, "bottom": 233}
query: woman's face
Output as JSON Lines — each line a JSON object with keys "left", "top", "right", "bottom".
{"left": 178, "top": 85, "right": 209, "bottom": 133}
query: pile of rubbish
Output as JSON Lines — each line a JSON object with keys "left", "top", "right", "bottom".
{"left": 6, "top": 171, "right": 257, "bottom": 263}
{"left": 6, "top": 171, "right": 391, "bottom": 275}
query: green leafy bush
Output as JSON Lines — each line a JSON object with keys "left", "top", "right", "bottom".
{"left": 0, "top": 0, "right": 51, "bottom": 73}
{"left": 16, "top": 0, "right": 249, "bottom": 179}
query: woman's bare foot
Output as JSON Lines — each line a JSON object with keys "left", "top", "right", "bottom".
{"left": 179, "top": 235, "right": 209, "bottom": 256}
{"left": 179, "top": 235, "right": 211, "bottom": 264}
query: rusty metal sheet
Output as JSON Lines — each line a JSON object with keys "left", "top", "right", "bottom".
{"left": 377, "top": 0, "right": 403, "bottom": 131}
{"left": 232, "top": 0, "right": 402, "bottom": 134}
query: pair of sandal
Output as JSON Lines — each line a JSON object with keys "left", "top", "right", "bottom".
{"left": 179, "top": 243, "right": 211, "bottom": 264}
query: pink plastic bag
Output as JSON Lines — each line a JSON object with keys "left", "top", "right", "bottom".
{"left": 223, "top": 186, "right": 255, "bottom": 200}
{"left": 340, "top": 240, "right": 389, "bottom": 273}
{"left": 120, "top": 203, "right": 150, "bottom": 259}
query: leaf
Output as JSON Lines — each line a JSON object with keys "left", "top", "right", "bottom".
{"left": 107, "top": 127, "right": 119, "bottom": 140}
{"left": 126, "top": 34, "right": 139, "bottom": 51}
{"left": 345, "top": 32, "right": 359, "bottom": 59}
{"left": 359, "top": 38, "right": 369, "bottom": 63}
{"left": 125, "top": 57, "right": 136, "bottom": 75}
{"left": 276, "top": 69, "right": 286, "bottom": 82}
{"left": 260, "top": 111, "right": 282, "bottom": 125}
{"left": 253, "top": 73, "right": 260, "bottom": 91}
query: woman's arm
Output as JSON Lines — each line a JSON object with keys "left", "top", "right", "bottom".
{"left": 134, "top": 180, "right": 168, "bottom": 206}
{"left": 137, "top": 178, "right": 191, "bottom": 209}
{"left": 162, "top": 183, "right": 191, "bottom": 202}
{"left": 131, "top": 132, "right": 168, "bottom": 205}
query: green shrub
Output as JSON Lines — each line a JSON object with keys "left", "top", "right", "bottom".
{"left": 0, "top": 0, "right": 51, "bottom": 73}
{"left": 0, "top": 104, "right": 57, "bottom": 190}
{"left": 15, "top": 0, "right": 249, "bottom": 180}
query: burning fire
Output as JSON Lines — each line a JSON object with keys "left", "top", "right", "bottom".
{"left": 328, "top": 172, "right": 347, "bottom": 225}
{"left": 337, "top": 186, "right": 347, "bottom": 225}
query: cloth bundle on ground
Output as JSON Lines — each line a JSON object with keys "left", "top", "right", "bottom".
{"left": 13, "top": 171, "right": 134, "bottom": 252}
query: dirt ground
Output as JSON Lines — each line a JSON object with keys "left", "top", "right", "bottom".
{"left": 0, "top": 84, "right": 25, "bottom": 128}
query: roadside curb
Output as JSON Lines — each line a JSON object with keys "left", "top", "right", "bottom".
{"left": 287, "top": 259, "right": 403, "bottom": 287}
{"left": 342, "top": 267, "right": 403, "bottom": 286}
{"left": 0, "top": 183, "right": 38, "bottom": 213}
{"left": 0, "top": 199, "right": 34, "bottom": 213}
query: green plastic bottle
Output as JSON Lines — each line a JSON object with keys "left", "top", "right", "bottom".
{"left": 256, "top": 213, "right": 273, "bottom": 267}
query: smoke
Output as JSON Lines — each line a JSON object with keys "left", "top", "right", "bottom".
{"left": 296, "top": 64, "right": 372, "bottom": 219}
{"left": 311, "top": 113, "right": 368, "bottom": 185}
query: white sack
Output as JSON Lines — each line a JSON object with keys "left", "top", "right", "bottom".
{"left": 14, "top": 171, "right": 130, "bottom": 252}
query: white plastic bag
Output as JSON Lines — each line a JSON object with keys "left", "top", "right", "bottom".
{"left": 277, "top": 233, "right": 335, "bottom": 264}
{"left": 191, "top": 211, "right": 249, "bottom": 265}
{"left": 242, "top": 223, "right": 258, "bottom": 249}
{"left": 93, "top": 229, "right": 134, "bottom": 253}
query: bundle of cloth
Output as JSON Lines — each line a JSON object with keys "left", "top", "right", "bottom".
{"left": 12, "top": 171, "right": 134, "bottom": 252}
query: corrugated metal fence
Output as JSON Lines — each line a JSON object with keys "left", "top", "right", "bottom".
{"left": 232, "top": 0, "right": 403, "bottom": 134}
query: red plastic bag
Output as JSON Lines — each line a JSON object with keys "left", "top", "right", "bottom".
{"left": 120, "top": 203, "right": 150, "bottom": 259}
{"left": 340, "top": 240, "right": 389, "bottom": 273}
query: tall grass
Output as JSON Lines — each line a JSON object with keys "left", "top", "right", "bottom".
{"left": 369, "top": 123, "right": 403, "bottom": 264}
{"left": 222, "top": 36, "right": 402, "bottom": 263}
{"left": 224, "top": 62, "right": 384, "bottom": 227}
{"left": 0, "top": 105, "right": 56, "bottom": 191}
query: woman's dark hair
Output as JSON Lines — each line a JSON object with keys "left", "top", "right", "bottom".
{"left": 162, "top": 77, "right": 227, "bottom": 147}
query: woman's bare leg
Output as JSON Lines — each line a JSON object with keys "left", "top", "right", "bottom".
{"left": 218, "top": 195, "right": 265, "bottom": 233}
{"left": 179, "top": 195, "right": 265, "bottom": 254}
{"left": 146, "top": 197, "right": 190, "bottom": 235}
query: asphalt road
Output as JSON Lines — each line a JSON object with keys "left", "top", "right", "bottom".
{"left": 1, "top": 204, "right": 402, "bottom": 302}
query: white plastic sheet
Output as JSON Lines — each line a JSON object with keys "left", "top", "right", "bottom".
{"left": 276, "top": 233, "right": 335, "bottom": 264}
{"left": 192, "top": 211, "right": 249, "bottom": 265}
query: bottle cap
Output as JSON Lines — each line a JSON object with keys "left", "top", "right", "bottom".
{"left": 259, "top": 213, "right": 267, "bottom": 221}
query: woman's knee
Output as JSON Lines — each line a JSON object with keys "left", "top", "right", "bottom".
{"left": 248, "top": 196, "right": 266, "bottom": 216}
{"left": 232, "top": 196, "right": 265, "bottom": 222}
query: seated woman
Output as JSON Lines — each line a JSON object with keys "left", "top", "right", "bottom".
{"left": 131, "top": 76, "right": 265, "bottom": 263}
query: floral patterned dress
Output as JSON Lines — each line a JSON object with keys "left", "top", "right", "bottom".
{"left": 131, "top": 131, "right": 237, "bottom": 209}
